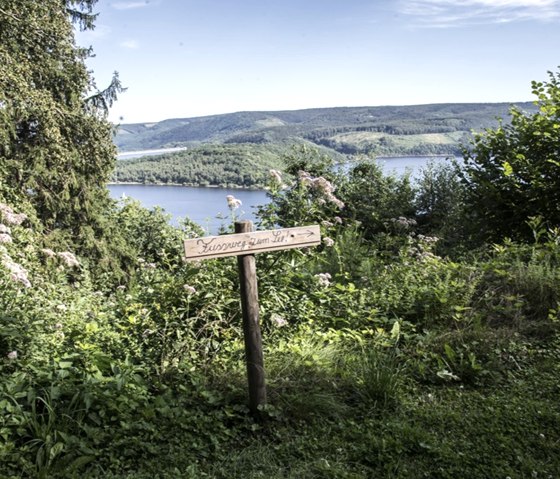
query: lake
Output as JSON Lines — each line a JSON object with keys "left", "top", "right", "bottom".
{"left": 376, "top": 155, "right": 450, "bottom": 176}
{"left": 108, "top": 156, "right": 453, "bottom": 234}
{"left": 108, "top": 184, "right": 269, "bottom": 234}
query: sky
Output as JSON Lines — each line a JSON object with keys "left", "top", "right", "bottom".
{"left": 76, "top": 0, "right": 560, "bottom": 124}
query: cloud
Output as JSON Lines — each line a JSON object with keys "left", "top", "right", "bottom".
{"left": 399, "top": 0, "right": 560, "bottom": 27}
{"left": 120, "top": 40, "right": 140, "bottom": 49}
{"left": 112, "top": 1, "right": 150, "bottom": 10}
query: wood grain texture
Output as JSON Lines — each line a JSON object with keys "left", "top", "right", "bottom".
{"left": 184, "top": 225, "right": 321, "bottom": 261}
{"left": 235, "top": 221, "right": 267, "bottom": 413}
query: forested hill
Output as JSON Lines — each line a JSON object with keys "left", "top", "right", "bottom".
{"left": 115, "top": 102, "right": 537, "bottom": 156}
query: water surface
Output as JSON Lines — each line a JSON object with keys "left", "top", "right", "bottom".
{"left": 108, "top": 156, "right": 454, "bottom": 234}
{"left": 108, "top": 184, "right": 268, "bottom": 234}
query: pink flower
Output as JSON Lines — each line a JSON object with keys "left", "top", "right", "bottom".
{"left": 0, "top": 234, "right": 12, "bottom": 244}
{"left": 2, "top": 256, "right": 31, "bottom": 287}
{"left": 297, "top": 173, "right": 344, "bottom": 209}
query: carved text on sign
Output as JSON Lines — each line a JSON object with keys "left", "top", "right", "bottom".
{"left": 184, "top": 225, "right": 321, "bottom": 260}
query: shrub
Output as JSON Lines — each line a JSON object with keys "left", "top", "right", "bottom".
{"left": 462, "top": 70, "right": 560, "bottom": 243}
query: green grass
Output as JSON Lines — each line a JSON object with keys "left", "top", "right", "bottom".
{"left": 93, "top": 336, "right": 560, "bottom": 479}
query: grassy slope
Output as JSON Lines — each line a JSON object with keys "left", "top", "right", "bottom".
{"left": 103, "top": 336, "right": 560, "bottom": 479}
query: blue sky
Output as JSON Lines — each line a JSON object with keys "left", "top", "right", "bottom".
{"left": 76, "top": 0, "right": 560, "bottom": 124}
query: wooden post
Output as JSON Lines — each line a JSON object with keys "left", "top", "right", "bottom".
{"left": 235, "top": 220, "right": 266, "bottom": 414}
{"left": 184, "top": 222, "right": 320, "bottom": 413}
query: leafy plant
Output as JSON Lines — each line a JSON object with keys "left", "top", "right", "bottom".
{"left": 462, "top": 69, "right": 560, "bottom": 242}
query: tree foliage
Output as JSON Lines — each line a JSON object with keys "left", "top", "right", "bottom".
{"left": 0, "top": 0, "right": 124, "bottom": 242}
{"left": 462, "top": 70, "right": 560, "bottom": 241}
{"left": 0, "top": 0, "right": 131, "bottom": 281}
{"left": 114, "top": 144, "right": 285, "bottom": 188}
{"left": 337, "top": 160, "right": 416, "bottom": 239}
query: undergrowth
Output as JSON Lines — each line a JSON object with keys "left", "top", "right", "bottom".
{"left": 1, "top": 165, "right": 559, "bottom": 478}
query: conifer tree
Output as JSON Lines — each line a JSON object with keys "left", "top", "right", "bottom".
{"left": 0, "top": 0, "right": 125, "bottom": 263}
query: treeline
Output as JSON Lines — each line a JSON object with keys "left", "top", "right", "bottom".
{"left": 313, "top": 136, "right": 465, "bottom": 156}
{"left": 113, "top": 143, "right": 287, "bottom": 188}
{"left": 303, "top": 119, "right": 475, "bottom": 155}
{"left": 305, "top": 119, "right": 465, "bottom": 140}
{"left": 114, "top": 102, "right": 537, "bottom": 152}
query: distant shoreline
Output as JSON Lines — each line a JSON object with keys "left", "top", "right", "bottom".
{"left": 107, "top": 181, "right": 267, "bottom": 191}
{"left": 117, "top": 147, "right": 187, "bottom": 160}
{"left": 377, "top": 155, "right": 454, "bottom": 159}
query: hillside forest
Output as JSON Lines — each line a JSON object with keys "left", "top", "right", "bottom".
{"left": 113, "top": 103, "right": 537, "bottom": 188}
{"left": 1, "top": 1, "right": 560, "bottom": 478}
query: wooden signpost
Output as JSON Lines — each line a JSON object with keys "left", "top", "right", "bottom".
{"left": 184, "top": 221, "right": 321, "bottom": 414}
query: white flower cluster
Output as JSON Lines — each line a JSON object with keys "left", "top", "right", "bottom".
{"left": 269, "top": 169, "right": 283, "bottom": 185}
{"left": 138, "top": 258, "right": 155, "bottom": 268}
{"left": 57, "top": 251, "right": 80, "bottom": 268}
{"left": 417, "top": 234, "right": 439, "bottom": 245}
{"left": 410, "top": 235, "right": 441, "bottom": 262}
{"left": 270, "top": 313, "right": 287, "bottom": 328}
{"left": 0, "top": 234, "right": 11, "bottom": 244}
{"left": 183, "top": 284, "right": 197, "bottom": 294}
{"left": 298, "top": 171, "right": 345, "bottom": 209}
{"left": 41, "top": 248, "right": 80, "bottom": 268}
{"left": 315, "top": 272, "right": 332, "bottom": 287}
{"left": 1, "top": 253, "right": 31, "bottom": 288}
{"left": 0, "top": 218, "right": 13, "bottom": 244}
{"left": 323, "top": 237, "right": 335, "bottom": 247}
{"left": 390, "top": 217, "right": 417, "bottom": 230}
{"left": 226, "top": 195, "right": 242, "bottom": 210}
{"left": 41, "top": 249, "right": 80, "bottom": 268}
{"left": 0, "top": 203, "right": 27, "bottom": 226}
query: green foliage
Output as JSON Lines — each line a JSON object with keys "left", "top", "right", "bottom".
{"left": 113, "top": 103, "right": 537, "bottom": 158}
{"left": 1, "top": 20, "right": 560, "bottom": 475}
{"left": 114, "top": 143, "right": 287, "bottom": 188}
{"left": 0, "top": 0, "right": 133, "bottom": 284}
{"left": 256, "top": 145, "right": 344, "bottom": 229}
{"left": 414, "top": 159, "right": 467, "bottom": 250}
{"left": 0, "top": 0, "right": 121, "bottom": 229}
{"left": 474, "top": 230, "right": 560, "bottom": 330}
{"left": 462, "top": 69, "right": 560, "bottom": 242}
{"left": 2, "top": 147, "right": 560, "bottom": 477}
{"left": 337, "top": 159, "right": 416, "bottom": 239}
